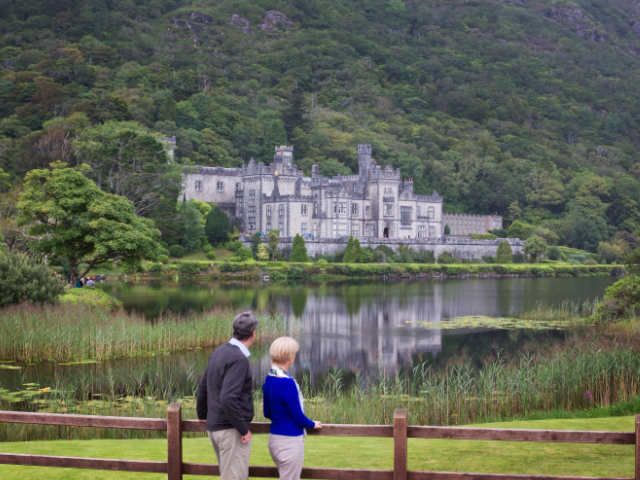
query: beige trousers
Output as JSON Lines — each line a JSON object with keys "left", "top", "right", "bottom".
{"left": 208, "top": 429, "right": 251, "bottom": 480}
{"left": 268, "top": 434, "right": 305, "bottom": 480}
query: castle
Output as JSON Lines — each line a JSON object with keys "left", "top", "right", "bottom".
{"left": 183, "top": 144, "right": 446, "bottom": 241}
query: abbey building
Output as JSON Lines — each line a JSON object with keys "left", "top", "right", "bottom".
{"left": 182, "top": 144, "right": 445, "bottom": 241}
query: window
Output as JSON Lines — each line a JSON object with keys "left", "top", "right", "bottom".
{"left": 301, "top": 223, "right": 308, "bottom": 235}
{"left": 248, "top": 205, "right": 256, "bottom": 231}
{"left": 429, "top": 226, "right": 436, "bottom": 238}
{"left": 301, "top": 204, "right": 308, "bottom": 216}
{"left": 235, "top": 182, "right": 241, "bottom": 192}
{"left": 427, "top": 206, "right": 435, "bottom": 220}
{"left": 365, "top": 224, "right": 374, "bottom": 237}
{"left": 216, "top": 181, "right": 224, "bottom": 193}
{"left": 194, "top": 180, "right": 202, "bottom": 192}
{"left": 365, "top": 205, "right": 371, "bottom": 217}
{"left": 417, "top": 224, "right": 427, "bottom": 239}
{"left": 384, "top": 203, "right": 394, "bottom": 217}
{"left": 334, "top": 202, "right": 346, "bottom": 216}
{"left": 351, "top": 203, "right": 358, "bottom": 216}
{"left": 384, "top": 187, "right": 393, "bottom": 195}
{"left": 351, "top": 224, "right": 360, "bottom": 237}
{"left": 278, "top": 205, "right": 285, "bottom": 218}
{"left": 401, "top": 206, "right": 412, "bottom": 226}
{"left": 248, "top": 189, "right": 256, "bottom": 201}
{"left": 266, "top": 205, "right": 272, "bottom": 217}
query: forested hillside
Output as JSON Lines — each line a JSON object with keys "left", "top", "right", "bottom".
{"left": 1, "top": 0, "right": 639, "bottom": 254}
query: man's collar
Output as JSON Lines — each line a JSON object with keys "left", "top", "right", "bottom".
{"left": 229, "top": 337, "right": 251, "bottom": 358}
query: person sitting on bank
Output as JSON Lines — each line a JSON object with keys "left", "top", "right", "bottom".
{"left": 262, "top": 336, "right": 322, "bottom": 480}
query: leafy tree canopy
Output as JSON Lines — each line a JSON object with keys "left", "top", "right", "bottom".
{"left": 17, "top": 163, "right": 163, "bottom": 283}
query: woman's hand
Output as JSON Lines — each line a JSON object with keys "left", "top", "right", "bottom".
{"left": 313, "top": 421, "right": 323, "bottom": 429}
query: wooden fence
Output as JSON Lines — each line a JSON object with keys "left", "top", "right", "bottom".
{"left": 0, "top": 406, "right": 638, "bottom": 480}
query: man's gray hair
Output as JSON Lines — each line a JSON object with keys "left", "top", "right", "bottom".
{"left": 232, "top": 311, "right": 258, "bottom": 340}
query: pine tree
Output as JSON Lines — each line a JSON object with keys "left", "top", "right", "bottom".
{"left": 290, "top": 234, "right": 309, "bottom": 262}
{"left": 496, "top": 240, "right": 513, "bottom": 263}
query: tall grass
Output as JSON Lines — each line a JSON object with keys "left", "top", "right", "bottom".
{"left": 0, "top": 303, "right": 282, "bottom": 363}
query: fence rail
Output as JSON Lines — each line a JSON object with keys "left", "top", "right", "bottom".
{"left": 0, "top": 407, "right": 637, "bottom": 480}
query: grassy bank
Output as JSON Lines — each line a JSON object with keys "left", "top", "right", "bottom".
{"left": 0, "top": 303, "right": 282, "bottom": 363}
{"left": 0, "top": 416, "right": 635, "bottom": 479}
{"left": 141, "top": 260, "right": 622, "bottom": 282}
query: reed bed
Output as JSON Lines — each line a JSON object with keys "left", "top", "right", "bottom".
{"left": 0, "top": 303, "right": 283, "bottom": 363}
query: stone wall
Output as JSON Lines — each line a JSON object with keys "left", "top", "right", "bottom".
{"left": 248, "top": 237, "right": 524, "bottom": 260}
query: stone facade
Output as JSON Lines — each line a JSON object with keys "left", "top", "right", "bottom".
{"left": 442, "top": 213, "right": 503, "bottom": 236}
{"left": 183, "top": 144, "right": 444, "bottom": 241}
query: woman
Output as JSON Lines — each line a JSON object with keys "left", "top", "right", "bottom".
{"left": 263, "top": 336, "right": 322, "bottom": 480}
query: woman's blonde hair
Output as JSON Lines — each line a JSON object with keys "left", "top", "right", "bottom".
{"left": 269, "top": 336, "right": 300, "bottom": 364}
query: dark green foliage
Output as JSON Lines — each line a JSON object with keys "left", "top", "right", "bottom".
{"left": 596, "top": 275, "right": 640, "bottom": 320}
{"left": 289, "top": 234, "right": 308, "bottom": 262}
{"left": 0, "top": 250, "right": 65, "bottom": 307}
{"left": 178, "top": 200, "right": 205, "bottom": 253}
{"left": 496, "top": 241, "right": 513, "bottom": 263}
{"left": 267, "top": 230, "right": 280, "bottom": 260}
{"left": 547, "top": 246, "right": 562, "bottom": 261}
{"left": 342, "top": 237, "right": 362, "bottom": 263}
{"left": 1, "top": 0, "right": 640, "bottom": 253}
{"left": 524, "top": 235, "right": 548, "bottom": 263}
{"left": 205, "top": 206, "right": 231, "bottom": 246}
{"left": 17, "top": 164, "right": 163, "bottom": 284}
{"left": 437, "top": 252, "right": 456, "bottom": 264}
{"left": 444, "top": 225, "right": 451, "bottom": 236}
{"left": 168, "top": 244, "right": 186, "bottom": 258}
{"left": 249, "top": 232, "right": 262, "bottom": 259}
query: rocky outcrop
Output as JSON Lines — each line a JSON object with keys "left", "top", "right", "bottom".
{"left": 230, "top": 14, "right": 251, "bottom": 33}
{"left": 260, "top": 10, "right": 293, "bottom": 32}
{"left": 169, "top": 12, "right": 214, "bottom": 47}
{"left": 544, "top": 5, "right": 607, "bottom": 42}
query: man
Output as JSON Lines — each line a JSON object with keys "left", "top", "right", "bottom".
{"left": 197, "top": 311, "right": 258, "bottom": 480}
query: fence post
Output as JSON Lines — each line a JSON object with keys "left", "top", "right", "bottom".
{"left": 393, "top": 408, "right": 408, "bottom": 480}
{"left": 167, "top": 403, "right": 183, "bottom": 480}
{"left": 636, "top": 415, "right": 640, "bottom": 480}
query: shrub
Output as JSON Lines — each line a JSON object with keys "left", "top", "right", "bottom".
{"left": 178, "top": 262, "right": 207, "bottom": 275}
{"left": 547, "top": 246, "right": 561, "bottom": 261}
{"left": 437, "top": 252, "right": 456, "bottom": 264}
{"left": 205, "top": 206, "right": 231, "bottom": 245}
{"left": 231, "top": 246, "right": 253, "bottom": 261}
{"left": 496, "top": 240, "right": 513, "bottom": 263}
{"left": 289, "top": 234, "right": 309, "bottom": 262}
{"left": 596, "top": 274, "right": 640, "bottom": 320}
{"left": 0, "top": 251, "right": 65, "bottom": 307}
{"left": 206, "top": 250, "right": 216, "bottom": 260}
{"left": 168, "top": 244, "right": 186, "bottom": 258}
{"left": 147, "top": 262, "right": 164, "bottom": 273}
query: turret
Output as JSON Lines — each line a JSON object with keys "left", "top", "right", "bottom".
{"left": 357, "top": 144, "right": 372, "bottom": 179}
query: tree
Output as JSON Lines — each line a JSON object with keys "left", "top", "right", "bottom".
{"left": 256, "top": 243, "right": 269, "bottom": 261}
{"left": 0, "top": 250, "right": 65, "bottom": 307}
{"left": 178, "top": 200, "right": 206, "bottom": 253}
{"left": 249, "top": 232, "right": 262, "bottom": 259}
{"left": 73, "top": 120, "right": 181, "bottom": 221}
{"left": 444, "top": 224, "right": 451, "bottom": 236}
{"left": 267, "top": 230, "right": 280, "bottom": 260}
{"left": 524, "top": 235, "right": 547, "bottom": 263}
{"left": 496, "top": 240, "right": 513, "bottom": 263}
{"left": 18, "top": 164, "right": 163, "bottom": 284}
{"left": 290, "top": 234, "right": 309, "bottom": 262}
{"left": 342, "top": 237, "right": 362, "bottom": 263}
{"left": 205, "top": 206, "right": 232, "bottom": 245}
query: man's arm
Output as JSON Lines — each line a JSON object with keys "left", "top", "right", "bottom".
{"left": 196, "top": 370, "right": 207, "bottom": 420}
{"left": 219, "top": 358, "right": 251, "bottom": 435}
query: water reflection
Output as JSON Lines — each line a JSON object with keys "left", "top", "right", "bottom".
{"left": 1, "top": 277, "right": 613, "bottom": 397}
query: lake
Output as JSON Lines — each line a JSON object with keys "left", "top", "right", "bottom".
{"left": 0, "top": 276, "right": 614, "bottom": 399}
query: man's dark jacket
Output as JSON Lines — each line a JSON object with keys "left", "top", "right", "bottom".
{"left": 196, "top": 342, "right": 253, "bottom": 435}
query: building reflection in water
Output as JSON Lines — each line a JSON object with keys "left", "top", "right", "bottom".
{"left": 253, "top": 277, "right": 611, "bottom": 382}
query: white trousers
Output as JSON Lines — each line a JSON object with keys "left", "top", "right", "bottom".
{"left": 268, "top": 434, "right": 305, "bottom": 480}
{"left": 208, "top": 429, "right": 251, "bottom": 480}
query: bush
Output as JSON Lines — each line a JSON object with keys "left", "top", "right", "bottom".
{"left": 496, "top": 240, "right": 513, "bottom": 263}
{"left": 437, "top": 252, "right": 456, "bottom": 264}
{"left": 289, "top": 234, "right": 309, "bottom": 262}
{"left": 225, "top": 240, "right": 243, "bottom": 253}
{"left": 178, "top": 262, "right": 207, "bottom": 275}
{"left": 231, "top": 246, "right": 253, "bottom": 261}
{"left": 547, "top": 246, "right": 561, "bottom": 261}
{"left": 596, "top": 274, "right": 640, "bottom": 320}
{"left": 168, "top": 244, "right": 186, "bottom": 258}
{"left": 0, "top": 251, "right": 65, "bottom": 307}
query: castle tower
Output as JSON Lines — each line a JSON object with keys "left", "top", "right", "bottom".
{"left": 357, "top": 144, "right": 372, "bottom": 179}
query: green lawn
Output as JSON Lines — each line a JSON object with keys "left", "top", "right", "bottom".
{"left": 0, "top": 416, "right": 636, "bottom": 479}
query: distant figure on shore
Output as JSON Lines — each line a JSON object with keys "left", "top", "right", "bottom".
{"left": 263, "top": 336, "right": 322, "bottom": 480}
{"left": 197, "top": 311, "right": 258, "bottom": 480}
